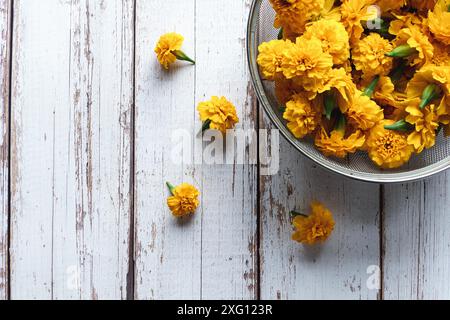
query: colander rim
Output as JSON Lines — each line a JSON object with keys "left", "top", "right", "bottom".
{"left": 246, "top": 0, "right": 450, "bottom": 184}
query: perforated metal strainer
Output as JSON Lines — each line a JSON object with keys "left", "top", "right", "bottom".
{"left": 247, "top": 0, "right": 450, "bottom": 183}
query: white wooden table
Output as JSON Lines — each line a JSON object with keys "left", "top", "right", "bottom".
{"left": 0, "top": 0, "right": 450, "bottom": 300}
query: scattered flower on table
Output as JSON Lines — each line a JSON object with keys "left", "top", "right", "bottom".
{"left": 257, "top": 0, "right": 450, "bottom": 170}
{"left": 197, "top": 96, "right": 239, "bottom": 134}
{"left": 291, "top": 201, "right": 335, "bottom": 245}
{"left": 155, "top": 32, "right": 195, "bottom": 69}
{"left": 166, "top": 182, "right": 200, "bottom": 217}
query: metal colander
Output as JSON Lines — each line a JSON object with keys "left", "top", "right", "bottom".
{"left": 247, "top": 0, "right": 450, "bottom": 183}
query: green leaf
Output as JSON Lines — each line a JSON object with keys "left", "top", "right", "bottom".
{"left": 384, "top": 119, "right": 414, "bottom": 132}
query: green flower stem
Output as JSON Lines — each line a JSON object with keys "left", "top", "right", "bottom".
{"left": 201, "top": 119, "right": 212, "bottom": 133}
{"left": 384, "top": 119, "right": 414, "bottom": 132}
{"left": 448, "top": 4, "right": 450, "bottom": 12}
{"left": 386, "top": 44, "right": 418, "bottom": 58}
{"left": 166, "top": 182, "right": 176, "bottom": 195}
{"left": 335, "top": 112, "right": 346, "bottom": 134}
{"left": 419, "top": 84, "right": 442, "bottom": 109}
{"left": 324, "top": 91, "right": 337, "bottom": 120}
{"left": 363, "top": 75, "right": 380, "bottom": 97}
{"left": 290, "top": 211, "right": 308, "bottom": 218}
{"left": 173, "top": 50, "right": 196, "bottom": 65}
{"left": 278, "top": 28, "right": 284, "bottom": 40}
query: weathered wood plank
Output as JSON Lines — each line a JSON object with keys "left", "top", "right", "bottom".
{"left": 259, "top": 116, "right": 381, "bottom": 299}
{"left": 134, "top": 0, "right": 257, "bottom": 299}
{"left": 195, "top": 0, "right": 258, "bottom": 299}
{"left": 10, "top": 0, "right": 134, "bottom": 299}
{"left": 0, "top": 0, "right": 11, "bottom": 300}
{"left": 134, "top": 0, "right": 200, "bottom": 300}
{"left": 383, "top": 174, "right": 450, "bottom": 299}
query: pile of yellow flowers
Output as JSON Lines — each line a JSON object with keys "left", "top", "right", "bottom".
{"left": 257, "top": 0, "right": 450, "bottom": 169}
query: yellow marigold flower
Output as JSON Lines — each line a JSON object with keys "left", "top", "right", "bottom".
{"left": 318, "top": 0, "right": 342, "bottom": 21}
{"left": 154, "top": 33, "right": 195, "bottom": 69}
{"left": 303, "top": 19, "right": 350, "bottom": 65}
{"left": 432, "top": 42, "right": 450, "bottom": 67}
{"left": 345, "top": 90, "right": 384, "bottom": 130}
{"left": 367, "top": 76, "right": 408, "bottom": 121}
{"left": 340, "top": 0, "right": 377, "bottom": 44}
{"left": 388, "top": 13, "right": 423, "bottom": 36}
{"left": 366, "top": 120, "right": 414, "bottom": 169}
{"left": 292, "top": 202, "right": 335, "bottom": 245}
{"left": 406, "top": 101, "right": 440, "bottom": 153}
{"left": 257, "top": 39, "right": 293, "bottom": 80}
{"left": 283, "top": 93, "right": 322, "bottom": 139}
{"left": 428, "top": 1, "right": 450, "bottom": 46}
{"left": 407, "top": 65, "right": 450, "bottom": 109}
{"left": 303, "top": 67, "right": 357, "bottom": 103}
{"left": 408, "top": 0, "right": 438, "bottom": 11}
{"left": 270, "top": 0, "right": 325, "bottom": 35}
{"left": 275, "top": 78, "right": 300, "bottom": 104}
{"left": 352, "top": 33, "right": 394, "bottom": 79}
{"left": 376, "top": 0, "right": 407, "bottom": 11}
{"left": 394, "top": 26, "right": 434, "bottom": 66}
{"left": 167, "top": 182, "right": 200, "bottom": 217}
{"left": 197, "top": 96, "right": 239, "bottom": 134}
{"left": 281, "top": 37, "right": 334, "bottom": 91}
{"left": 315, "top": 126, "right": 366, "bottom": 158}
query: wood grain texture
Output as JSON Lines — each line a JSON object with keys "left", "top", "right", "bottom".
{"left": 259, "top": 116, "right": 381, "bottom": 300}
{"left": 134, "top": 0, "right": 200, "bottom": 300}
{"left": 10, "top": 0, "right": 134, "bottom": 299}
{"left": 0, "top": 0, "right": 11, "bottom": 301}
{"left": 195, "top": 0, "right": 257, "bottom": 299}
{"left": 383, "top": 174, "right": 450, "bottom": 299}
{"left": 134, "top": 0, "right": 257, "bottom": 300}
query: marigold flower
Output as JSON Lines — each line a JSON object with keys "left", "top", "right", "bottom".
{"left": 388, "top": 13, "right": 424, "bottom": 36}
{"left": 346, "top": 90, "right": 384, "bottom": 130}
{"left": 407, "top": 65, "right": 450, "bottom": 110}
{"left": 275, "top": 78, "right": 300, "bottom": 104}
{"left": 283, "top": 93, "right": 322, "bottom": 139}
{"left": 428, "top": 1, "right": 450, "bottom": 46}
{"left": 352, "top": 33, "right": 393, "bottom": 79}
{"left": 281, "top": 37, "right": 334, "bottom": 94}
{"left": 197, "top": 96, "right": 239, "bottom": 134}
{"left": 366, "top": 120, "right": 414, "bottom": 169}
{"left": 154, "top": 33, "right": 195, "bottom": 69}
{"left": 315, "top": 117, "right": 366, "bottom": 158}
{"left": 392, "top": 26, "right": 434, "bottom": 66}
{"left": 292, "top": 202, "right": 335, "bottom": 245}
{"left": 167, "top": 182, "right": 200, "bottom": 217}
{"left": 431, "top": 42, "right": 450, "bottom": 67}
{"left": 270, "top": 0, "right": 325, "bottom": 35}
{"left": 303, "top": 19, "right": 350, "bottom": 65}
{"left": 340, "top": 0, "right": 377, "bottom": 44}
{"left": 257, "top": 39, "right": 293, "bottom": 80}
{"left": 376, "top": 0, "right": 407, "bottom": 11}
{"left": 406, "top": 101, "right": 440, "bottom": 153}
{"left": 304, "top": 67, "right": 357, "bottom": 102}
{"left": 367, "top": 76, "right": 408, "bottom": 120}
{"left": 408, "top": 0, "right": 438, "bottom": 11}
